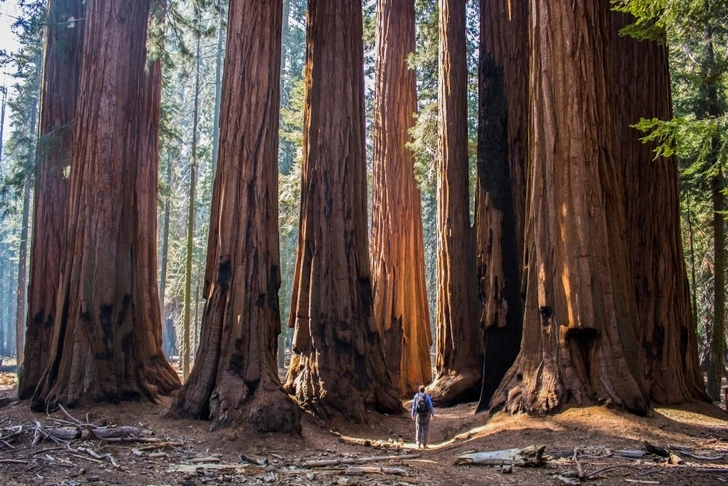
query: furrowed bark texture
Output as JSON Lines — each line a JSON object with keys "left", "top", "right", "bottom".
{"left": 371, "top": 0, "right": 432, "bottom": 398}
{"left": 32, "top": 0, "right": 180, "bottom": 410}
{"left": 20, "top": 0, "right": 85, "bottom": 399}
{"left": 283, "top": 0, "right": 401, "bottom": 422}
{"left": 429, "top": 0, "right": 482, "bottom": 406}
{"left": 491, "top": 1, "right": 650, "bottom": 415}
{"left": 475, "top": 0, "right": 528, "bottom": 412}
{"left": 611, "top": 12, "right": 707, "bottom": 404}
{"left": 172, "top": 1, "right": 301, "bottom": 434}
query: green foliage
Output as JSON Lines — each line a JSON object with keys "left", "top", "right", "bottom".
{"left": 0, "top": 0, "right": 44, "bottom": 212}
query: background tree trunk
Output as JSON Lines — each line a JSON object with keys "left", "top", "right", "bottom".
{"left": 611, "top": 11, "right": 707, "bottom": 404}
{"left": 19, "top": 0, "right": 84, "bottom": 399}
{"left": 283, "top": 0, "right": 401, "bottom": 422}
{"left": 159, "top": 153, "right": 173, "bottom": 357}
{"left": 701, "top": 27, "right": 726, "bottom": 402}
{"left": 15, "top": 179, "right": 31, "bottom": 366}
{"left": 32, "top": 0, "right": 180, "bottom": 409}
{"left": 474, "top": 0, "right": 528, "bottom": 412}
{"left": 182, "top": 33, "right": 201, "bottom": 381}
{"left": 371, "top": 0, "right": 432, "bottom": 398}
{"left": 172, "top": 0, "right": 300, "bottom": 433}
{"left": 491, "top": 0, "right": 649, "bottom": 415}
{"left": 429, "top": 0, "right": 482, "bottom": 406}
{"left": 0, "top": 260, "right": 5, "bottom": 356}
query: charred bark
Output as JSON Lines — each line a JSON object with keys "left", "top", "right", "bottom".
{"left": 491, "top": 1, "right": 649, "bottom": 415}
{"left": 20, "top": 0, "right": 85, "bottom": 400}
{"left": 474, "top": 0, "right": 528, "bottom": 412}
{"left": 283, "top": 0, "right": 401, "bottom": 422}
{"left": 611, "top": 12, "right": 707, "bottom": 404}
{"left": 371, "top": 0, "right": 432, "bottom": 398}
{"left": 32, "top": 0, "right": 180, "bottom": 410}
{"left": 172, "top": 1, "right": 300, "bottom": 433}
{"left": 429, "top": 0, "right": 482, "bottom": 406}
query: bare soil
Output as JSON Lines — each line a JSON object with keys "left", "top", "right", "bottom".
{"left": 1, "top": 370, "right": 728, "bottom": 486}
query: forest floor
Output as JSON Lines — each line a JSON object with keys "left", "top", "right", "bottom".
{"left": 1, "top": 367, "right": 728, "bottom": 485}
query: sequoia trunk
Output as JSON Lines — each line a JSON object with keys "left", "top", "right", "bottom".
{"left": 283, "top": 0, "right": 401, "bottom": 422}
{"left": 611, "top": 12, "right": 707, "bottom": 404}
{"left": 474, "top": 0, "right": 528, "bottom": 411}
{"left": 428, "top": 0, "right": 482, "bottom": 406}
{"left": 491, "top": 1, "right": 649, "bottom": 415}
{"left": 172, "top": 1, "right": 301, "bottom": 433}
{"left": 32, "top": 0, "right": 180, "bottom": 409}
{"left": 371, "top": 0, "right": 432, "bottom": 397}
{"left": 19, "top": 0, "right": 84, "bottom": 399}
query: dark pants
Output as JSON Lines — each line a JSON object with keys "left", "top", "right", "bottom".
{"left": 416, "top": 415, "right": 430, "bottom": 446}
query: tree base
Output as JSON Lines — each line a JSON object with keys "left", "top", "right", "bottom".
{"left": 427, "top": 369, "right": 481, "bottom": 406}
{"left": 212, "top": 387, "right": 302, "bottom": 434}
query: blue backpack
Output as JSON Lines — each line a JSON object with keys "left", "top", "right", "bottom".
{"left": 416, "top": 393, "right": 429, "bottom": 416}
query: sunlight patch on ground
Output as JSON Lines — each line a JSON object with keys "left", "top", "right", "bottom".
{"left": 655, "top": 406, "right": 728, "bottom": 428}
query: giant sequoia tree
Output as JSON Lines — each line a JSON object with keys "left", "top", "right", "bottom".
{"left": 491, "top": 1, "right": 649, "bottom": 415}
{"left": 370, "top": 0, "right": 432, "bottom": 398}
{"left": 32, "top": 0, "right": 180, "bottom": 409}
{"left": 428, "top": 0, "right": 482, "bottom": 406}
{"left": 474, "top": 0, "right": 528, "bottom": 411}
{"left": 19, "top": 0, "right": 85, "bottom": 400}
{"left": 283, "top": 0, "right": 401, "bottom": 422}
{"left": 172, "top": 1, "right": 301, "bottom": 433}
{"left": 611, "top": 12, "right": 707, "bottom": 404}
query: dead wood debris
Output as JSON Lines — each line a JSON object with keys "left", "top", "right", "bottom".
{"left": 454, "top": 445, "right": 546, "bottom": 467}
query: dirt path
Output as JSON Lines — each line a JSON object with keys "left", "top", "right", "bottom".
{"left": 1, "top": 373, "right": 727, "bottom": 485}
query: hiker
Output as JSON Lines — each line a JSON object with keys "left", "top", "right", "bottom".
{"left": 411, "top": 385, "right": 434, "bottom": 449}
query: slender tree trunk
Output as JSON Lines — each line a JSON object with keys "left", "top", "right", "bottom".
{"left": 32, "top": 0, "right": 180, "bottom": 410}
{"left": 19, "top": 0, "right": 85, "bottom": 399}
{"left": 611, "top": 12, "right": 707, "bottom": 404}
{"left": 0, "top": 260, "right": 5, "bottom": 356}
{"left": 210, "top": 6, "right": 225, "bottom": 180}
{"left": 283, "top": 0, "right": 401, "bottom": 422}
{"left": 182, "top": 34, "right": 202, "bottom": 381}
{"left": 491, "top": 0, "right": 649, "bottom": 416}
{"left": 15, "top": 181, "right": 31, "bottom": 366}
{"left": 708, "top": 170, "right": 725, "bottom": 400}
{"left": 278, "top": 0, "right": 291, "bottom": 372}
{"left": 429, "top": 0, "right": 482, "bottom": 406}
{"left": 474, "top": 0, "right": 528, "bottom": 412}
{"left": 172, "top": 1, "right": 300, "bottom": 433}
{"left": 371, "top": 0, "right": 431, "bottom": 398}
{"left": 702, "top": 28, "right": 726, "bottom": 401}
{"left": 159, "top": 152, "right": 172, "bottom": 357}
{"left": 0, "top": 85, "right": 6, "bottom": 160}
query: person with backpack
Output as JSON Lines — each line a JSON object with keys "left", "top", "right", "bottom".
{"left": 411, "top": 385, "right": 435, "bottom": 449}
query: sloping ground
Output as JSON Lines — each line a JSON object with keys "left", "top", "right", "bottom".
{"left": 0, "top": 371, "right": 726, "bottom": 486}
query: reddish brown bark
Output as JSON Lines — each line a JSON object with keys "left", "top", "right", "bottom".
{"left": 172, "top": 1, "right": 300, "bottom": 433}
{"left": 474, "top": 0, "right": 528, "bottom": 411}
{"left": 428, "top": 0, "right": 482, "bottom": 406}
{"left": 31, "top": 0, "right": 180, "bottom": 410}
{"left": 371, "top": 0, "right": 431, "bottom": 398}
{"left": 611, "top": 12, "right": 707, "bottom": 404}
{"left": 283, "top": 0, "right": 401, "bottom": 422}
{"left": 19, "top": 0, "right": 84, "bottom": 400}
{"left": 492, "top": 1, "right": 649, "bottom": 415}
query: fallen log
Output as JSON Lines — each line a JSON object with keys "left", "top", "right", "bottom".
{"left": 455, "top": 445, "right": 546, "bottom": 467}
{"left": 300, "top": 454, "right": 418, "bottom": 468}
{"left": 345, "top": 466, "right": 407, "bottom": 476}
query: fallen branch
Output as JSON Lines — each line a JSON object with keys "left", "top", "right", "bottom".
{"left": 587, "top": 464, "right": 640, "bottom": 479}
{"left": 573, "top": 448, "right": 585, "bottom": 480}
{"left": 300, "top": 454, "right": 418, "bottom": 468}
{"left": 455, "top": 445, "right": 546, "bottom": 467}
{"left": 345, "top": 466, "right": 407, "bottom": 476}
